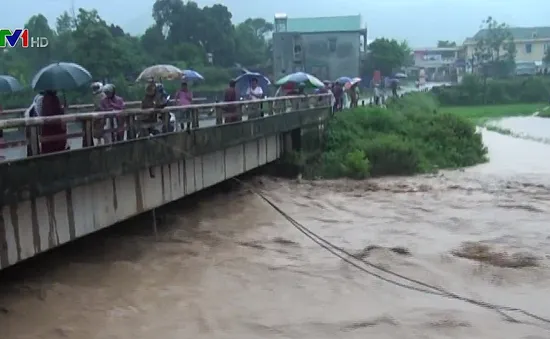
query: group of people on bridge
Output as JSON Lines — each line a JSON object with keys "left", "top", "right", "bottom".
{"left": 0, "top": 66, "right": 363, "bottom": 160}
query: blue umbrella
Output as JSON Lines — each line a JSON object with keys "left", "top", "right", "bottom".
{"left": 235, "top": 72, "right": 271, "bottom": 97}
{"left": 182, "top": 69, "right": 204, "bottom": 81}
{"left": 235, "top": 72, "right": 270, "bottom": 88}
{"left": 335, "top": 76, "right": 352, "bottom": 84}
{"left": 0, "top": 75, "right": 23, "bottom": 93}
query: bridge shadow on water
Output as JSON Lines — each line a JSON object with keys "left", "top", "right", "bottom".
{"left": 0, "top": 163, "right": 286, "bottom": 289}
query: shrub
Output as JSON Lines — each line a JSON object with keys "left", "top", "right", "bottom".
{"left": 300, "top": 93, "right": 487, "bottom": 179}
{"left": 433, "top": 74, "right": 550, "bottom": 106}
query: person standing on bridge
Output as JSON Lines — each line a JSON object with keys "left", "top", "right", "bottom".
{"left": 139, "top": 82, "right": 167, "bottom": 136}
{"left": 90, "top": 82, "right": 106, "bottom": 146}
{"left": 100, "top": 84, "right": 126, "bottom": 143}
{"left": 175, "top": 80, "right": 193, "bottom": 130}
{"left": 373, "top": 84, "right": 381, "bottom": 106}
{"left": 223, "top": 79, "right": 240, "bottom": 123}
{"left": 332, "top": 82, "right": 344, "bottom": 112}
{"left": 246, "top": 78, "right": 264, "bottom": 100}
{"left": 175, "top": 80, "right": 193, "bottom": 106}
{"left": 390, "top": 78, "right": 399, "bottom": 97}
{"left": 246, "top": 78, "right": 264, "bottom": 119}
{"left": 40, "top": 91, "right": 68, "bottom": 154}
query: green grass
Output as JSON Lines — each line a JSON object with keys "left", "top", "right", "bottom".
{"left": 442, "top": 103, "right": 547, "bottom": 121}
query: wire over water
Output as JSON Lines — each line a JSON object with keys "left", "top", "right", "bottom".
{"left": 232, "top": 178, "right": 550, "bottom": 330}
{"left": 150, "top": 134, "right": 550, "bottom": 331}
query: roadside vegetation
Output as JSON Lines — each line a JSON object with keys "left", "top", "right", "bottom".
{"left": 290, "top": 93, "right": 488, "bottom": 180}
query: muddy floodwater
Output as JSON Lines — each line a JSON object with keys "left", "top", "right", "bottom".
{"left": 1, "top": 123, "right": 550, "bottom": 338}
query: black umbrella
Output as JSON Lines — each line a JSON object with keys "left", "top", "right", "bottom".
{"left": 31, "top": 62, "right": 92, "bottom": 91}
{"left": 0, "top": 75, "right": 23, "bottom": 93}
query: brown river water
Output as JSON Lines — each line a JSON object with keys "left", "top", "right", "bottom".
{"left": 1, "top": 122, "right": 550, "bottom": 339}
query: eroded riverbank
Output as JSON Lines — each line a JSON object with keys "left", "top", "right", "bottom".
{"left": 1, "top": 129, "right": 550, "bottom": 339}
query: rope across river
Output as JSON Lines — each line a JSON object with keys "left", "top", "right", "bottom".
{"left": 150, "top": 136, "right": 550, "bottom": 331}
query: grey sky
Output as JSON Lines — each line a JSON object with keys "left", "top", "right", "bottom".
{"left": 5, "top": 0, "right": 549, "bottom": 47}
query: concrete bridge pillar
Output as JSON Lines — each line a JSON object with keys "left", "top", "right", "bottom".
{"left": 283, "top": 128, "right": 302, "bottom": 154}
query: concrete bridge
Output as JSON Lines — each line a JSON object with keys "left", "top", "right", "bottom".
{"left": 0, "top": 95, "right": 331, "bottom": 269}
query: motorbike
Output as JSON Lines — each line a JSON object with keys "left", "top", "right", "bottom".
{"left": 148, "top": 94, "right": 177, "bottom": 136}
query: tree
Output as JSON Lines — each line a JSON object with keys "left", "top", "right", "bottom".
{"left": 471, "top": 16, "right": 516, "bottom": 78}
{"left": 437, "top": 40, "right": 456, "bottom": 48}
{"left": 234, "top": 18, "right": 273, "bottom": 67}
{"left": 363, "top": 38, "right": 410, "bottom": 76}
{"left": 0, "top": 1, "right": 284, "bottom": 108}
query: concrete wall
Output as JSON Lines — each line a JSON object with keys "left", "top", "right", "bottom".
{"left": 0, "top": 136, "right": 280, "bottom": 268}
{"left": 273, "top": 31, "right": 361, "bottom": 80}
{"left": 0, "top": 107, "right": 330, "bottom": 269}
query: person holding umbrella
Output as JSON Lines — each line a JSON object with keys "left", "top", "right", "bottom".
{"left": 390, "top": 78, "right": 399, "bottom": 97}
{"left": 246, "top": 78, "right": 264, "bottom": 100}
{"left": 245, "top": 78, "right": 264, "bottom": 119}
{"left": 30, "top": 62, "right": 93, "bottom": 154}
{"left": 40, "top": 90, "right": 68, "bottom": 154}
{"left": 235, "top": 72, "right": 270, "bottom": 99}
{"left": 139, "top": 82, "right": 161, "bottom": 136}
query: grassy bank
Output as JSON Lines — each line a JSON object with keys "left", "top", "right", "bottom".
{"left": 537, "top": 106, "right": 550, "bottom": 118}
{"left": 294, "top": 93, "right": 488, "bottom": 179}
{"left": 442, "top": 103, "right": 545, "bottom": 121}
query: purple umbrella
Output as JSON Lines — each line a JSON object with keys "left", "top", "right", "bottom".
{"left": 182, "top": 69, "right": 204, "bottom": 81}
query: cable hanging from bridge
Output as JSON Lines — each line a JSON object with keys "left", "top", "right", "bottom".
{"left": 235, "top": 178, "right": 550, "bottom": 330}
{"left": 150, "top": 134, "right": 550, "bottom": 331}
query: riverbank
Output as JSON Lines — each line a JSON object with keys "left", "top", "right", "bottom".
{"left": 442, "top": 103, "right": 546, "bottom": 122}
{"left": 291, "top": 93, "right": 488, "bottom": 179}
{"left": 536, "top": 106, "right": 550, "bottom": 117}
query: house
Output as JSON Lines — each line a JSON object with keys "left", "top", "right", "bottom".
{"left": 272, "top": 14, "right": 368, "bottom": 81}
{"left": 463, "top": 26, "right": 550, "bottom": 74}
{"left": 411, "top": 47, "right": 463, "bottom": 81}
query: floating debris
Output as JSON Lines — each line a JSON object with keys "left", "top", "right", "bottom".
{"left": 452, "top": 242, "right": 540, "bottom": 268}
{"left": 355, "top": 245, "right": 412, "bottom": 260}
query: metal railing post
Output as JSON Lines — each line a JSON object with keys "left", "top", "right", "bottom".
{"left": 27, "top": 126, "right": 40, "bottom": 156}
{"left": 215, "top": 106, "right": 223, "bottom": 125}
{"left": 191, "top": 109, "right": 199, "bottom": 129}
{"left": 83, "top": 120, "right": 94, "bottom": 147}
{"left": 125, "top": 114, "right": 136, "bottom": 139}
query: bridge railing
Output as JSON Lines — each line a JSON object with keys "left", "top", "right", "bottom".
{"left": 0, "top": 94, "right": 331, "bottom": 160}
{"left": 0, "top": 98, "right": 209, "bottom": 119}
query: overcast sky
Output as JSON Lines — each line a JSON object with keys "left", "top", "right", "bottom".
{"left": 5, "top": 0, "right": 550, "bottom": 47}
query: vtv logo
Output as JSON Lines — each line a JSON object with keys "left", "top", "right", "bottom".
{"left": 0, "top": 29, "right": 49, "bottom": 48}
